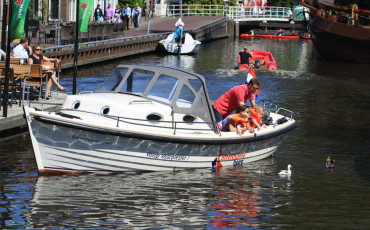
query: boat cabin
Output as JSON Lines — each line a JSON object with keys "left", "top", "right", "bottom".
{"left": 96, "top": 65, "right": 217, "bottom": 130}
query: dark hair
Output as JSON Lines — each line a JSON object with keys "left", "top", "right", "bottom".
{"left": 248, "top": 78, "right": 260, "bottom": 87}
{"left": 32, "top": 45, "right": 41, "bottom": 52}
{"left": 97, "top": 4, "right": 100, "bottom": 7}
{"left": 236, "top": 104, "right": 249, "bottom": 113}
{"left": 20, "top": 37, "right": 28, "bottom": 44}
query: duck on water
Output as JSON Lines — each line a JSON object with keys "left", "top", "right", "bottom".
{"left": 23, "top": 65, "right": 297, "bottom": 173}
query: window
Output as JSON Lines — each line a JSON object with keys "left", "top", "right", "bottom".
{"left": 176, "top": 85, "right": 195, "bottom": 108}
{"left": 120, "top": 69, "right": 154, "bottom": 95}
{"left": 148, "top": 75, "right": 178, "bottom": 103}
{"left": 97, "top": 67, "right": 128, "bottom": 91}
{"left": 49, "top": 0, "right": 59, "bottom": 20}
{"left": 188, "top": 78, "right": 202, "bottom": 92}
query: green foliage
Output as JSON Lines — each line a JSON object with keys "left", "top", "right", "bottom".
{"left": 268, "top": 0, "right": 294, "bottom": 7}
{"left": 118, "top": 0, "right": 142, "bottom": 9}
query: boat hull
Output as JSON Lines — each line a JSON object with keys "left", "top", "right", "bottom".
{"left": 309, "top": 14, "right": 370, "bottom": 62}
{"left": 247, "top": 50, "right": 277, "bottom": 71}
{"left": 26, "top": 111, "right": 291, "bottom": 173}
{"left": 240, "top": 34, "right": 310, "bottom": 39}
{"left": 158, "top": 33, "right": 201, "bottom": 54}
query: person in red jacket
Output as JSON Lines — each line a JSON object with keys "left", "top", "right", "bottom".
{"left": 213, "top": 78, "right": 260, "bottom": 122}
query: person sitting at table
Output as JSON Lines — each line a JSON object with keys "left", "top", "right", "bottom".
{"left": 28, "top": 45, "right": 66, "bottom": 99}
{"left": 12, "top": 37, "right": 32, "bottom": 62}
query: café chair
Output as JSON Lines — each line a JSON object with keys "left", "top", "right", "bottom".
{"left": 0, "top": 66, "right": 18, "bottom": 108}
{"left": 22, "top": 64, "right": 45, "bottom": 105}
{"left": 12, "top": 64, "right": 31, "bottom": 106}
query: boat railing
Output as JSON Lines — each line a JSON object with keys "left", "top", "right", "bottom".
{"left": 276, "top": 107, "right": 295, "bottom": 120}
{"left": 262, "top": 101, "right": 295, "bottom": 120}
{"left": 31, "top": 103, "right": 221, "bottom": 135}
{"left": 166, "top": 4, "right": 291, "bottom": 22}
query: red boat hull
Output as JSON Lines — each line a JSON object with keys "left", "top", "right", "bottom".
{"left": 240, "top": 34, "right": 310, "bottom": 39}
{"left": 239, "top": 50, "right": 277, "bottom": 71}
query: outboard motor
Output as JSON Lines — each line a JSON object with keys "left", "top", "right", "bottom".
{"left": 255, "top": 60, "right": 261, "bottom": 69}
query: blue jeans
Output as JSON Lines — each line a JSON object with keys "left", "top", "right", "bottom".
{"left": 212, "top": 105, "right": 224, "bottom": 123}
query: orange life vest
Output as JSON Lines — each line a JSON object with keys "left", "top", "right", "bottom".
{"left": 249, "top": 109, "right": 261, "bottom": 127}
{"left": 231, "top": 113, "right": 249, "bottom": 127}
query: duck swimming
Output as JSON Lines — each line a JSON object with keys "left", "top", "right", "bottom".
{"left": 326, "top": 156, "right": 335, "bottom": 168}
{"left": 278, "top": 164, "right": 292, "bottom": 175}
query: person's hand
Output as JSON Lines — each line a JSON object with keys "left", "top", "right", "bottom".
{"left": 56, "top": 59, "right": 60, "bottom": 64}
{"left": 257, "top": 126, "right": 261, "bottom": 131}
{"left": 248, "top": 127, "right": 254, "bottom": 133}
{"left": 262, "top": 124, "right": 267, "bottom": 128}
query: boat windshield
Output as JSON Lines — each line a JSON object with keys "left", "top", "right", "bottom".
{"left": 119, "top": 69, "right": 155, "bottom": 95}
{"left": 97, "top": 67, "right": 129, "bottom": 91}
{"left": 147, "top": 75, "right": 178, "bottom": 103}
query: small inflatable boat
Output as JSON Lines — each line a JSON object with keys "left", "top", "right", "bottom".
{"left": 238, "top": 50, "right": 277, "bottom": 71}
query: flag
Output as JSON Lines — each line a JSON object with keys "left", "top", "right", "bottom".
{"left": 245, "top": 66, "right": 261, "bottom": 101}
{"left": 78, "top": 0, "right": 94, "bottom": 33}
{"left": 9, "top": 0, "right": 31, "bottom": 41}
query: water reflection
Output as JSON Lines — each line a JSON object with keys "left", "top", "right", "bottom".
{"left": 24, "top": 160, "right": 297, "bottom": 228}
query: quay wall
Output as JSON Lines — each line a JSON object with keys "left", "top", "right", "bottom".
{"left": 43, "top": 18, "right": 232, "bottom": 70}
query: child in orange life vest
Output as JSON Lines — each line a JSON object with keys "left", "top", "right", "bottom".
{"left": 249, "top": 105, "right": 267, "bottom": 131}
{"left": 217, "top": 105, "right": 249, "bottom": 132}
{"left": 231, "top": 110, "right": 251, "bottom": 136}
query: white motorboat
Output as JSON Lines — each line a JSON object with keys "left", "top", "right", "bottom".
{"left": 23, "top": 65, "right": 296, "bottom": 173}
{"left": 158, "top": 33, "right": 201, "bottom": 54}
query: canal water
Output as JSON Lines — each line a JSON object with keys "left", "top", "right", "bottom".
{"left": 1, "top": 37, "right": 369, "bottom": 229}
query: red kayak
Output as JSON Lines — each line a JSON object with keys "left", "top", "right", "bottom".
{"left": 238, "top": 50, "right": 277, "bottom": 71}
{"left": 240, "top": 34, "right": 310, "bottom": 39}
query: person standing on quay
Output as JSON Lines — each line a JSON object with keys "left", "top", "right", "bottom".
{"left": 114, "top": 5, "right": 122, "bottom": 23}
{"left": 105, "top": 3, "right": 114, "bottom": 22}
{"left": 132, "top": 3, "right": 141, "bottom": 30}
{"left": 123, "top": 3, "right": 132, "bottom": 30}
{"left": 94, "top": 4, "right": 103, "bottom": 22}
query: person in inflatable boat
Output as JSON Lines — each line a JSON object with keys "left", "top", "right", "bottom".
{"left": 249, "top": 105, "right": 267, "bottom": 131}
{"left": 238, "top": 46, "right": 252, "bottom": 69}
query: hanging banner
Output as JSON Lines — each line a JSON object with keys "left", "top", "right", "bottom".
{"left": 78, "top": 0, "right": 94, "bottom": 33}
{"left": 9, "top": 0, "right": 31, "bottom": 41}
